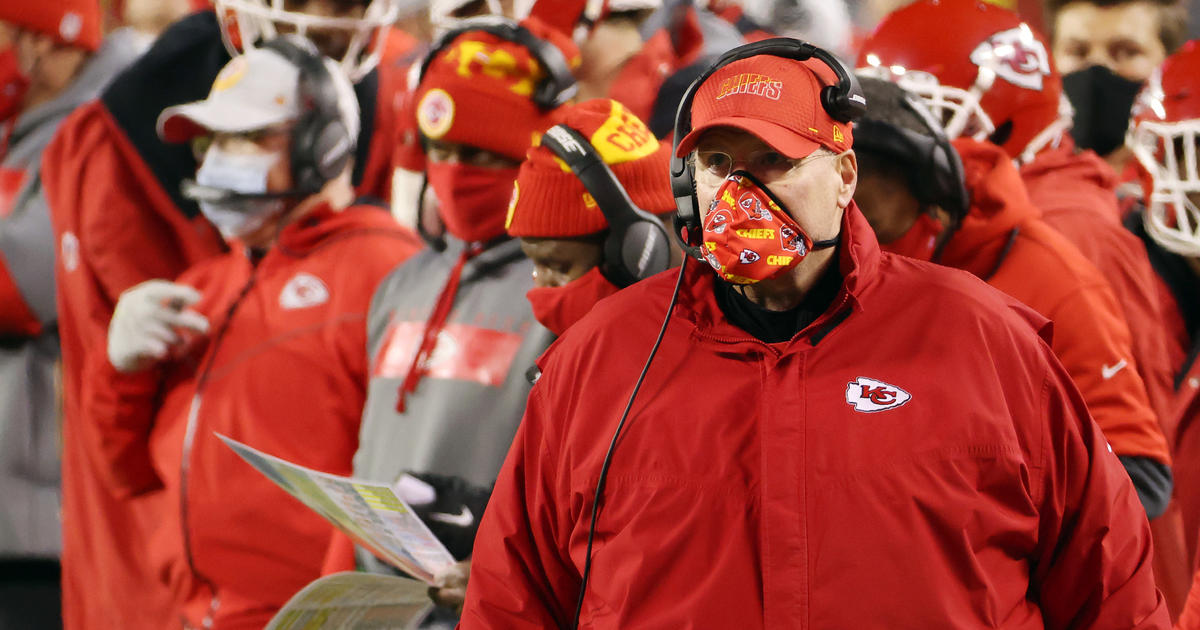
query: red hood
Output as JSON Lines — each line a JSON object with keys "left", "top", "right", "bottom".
{"left": 1020, "top": 137, "right": 1117, "bottom": 192}
{"left": 271, "top": 202, "right": 417, "bottom": 257}
{"left": 1019, "top": 139, "right": 1122, "bottom": 225}
{"left": 939, "top": 138, "right": 1040, "bottom": 277}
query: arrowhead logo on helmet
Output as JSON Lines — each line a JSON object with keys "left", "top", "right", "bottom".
{"left": 969, "top": 26, "right": 1051, "bottom": 91}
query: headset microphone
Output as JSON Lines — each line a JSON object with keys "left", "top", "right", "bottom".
{"left": 181, "top": 179, "right": 314, "bottom": 204}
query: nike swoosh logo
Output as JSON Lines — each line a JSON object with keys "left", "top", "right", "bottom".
{"left": 429, "top": 506, "right": 474, "bottom": 528}
{"left": 1102, "top": 359, "right": 1128, "bottom": 380}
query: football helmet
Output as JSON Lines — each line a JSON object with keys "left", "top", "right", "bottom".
{"left": 857, "top": 0, "right": 1070, "bottom": 165}
{"left": 1128, "top": 39, "right": 1200, "bottom": 257}
{"left": 431, "top": 0, "right": 504, "bottom": 36}
{"left": 214, "top": 0, "right": 407, "bottom": 81}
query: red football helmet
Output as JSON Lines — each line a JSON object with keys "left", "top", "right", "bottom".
{"left": 857, "top": 0, "right": 1070, "bottom": 164}
{"left": 1128, "top": 39, "right": 1200, "bottom": 257}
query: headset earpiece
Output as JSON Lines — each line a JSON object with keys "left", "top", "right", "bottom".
{"left": 540, "top": 125, "right": 671, "bottom": 287}
{"left": 261, "top": 37, "right": 355, "bottom": 194}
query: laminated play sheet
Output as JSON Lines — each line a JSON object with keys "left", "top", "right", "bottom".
{"left": 265, "top": 572, "right": 434, "bottom": 630}
{"left": 218, "top": 434, "right": 455, "bottom": 584}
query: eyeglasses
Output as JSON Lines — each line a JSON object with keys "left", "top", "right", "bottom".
{"left": 692, "top": 149, "right": 834, "bottom": 185}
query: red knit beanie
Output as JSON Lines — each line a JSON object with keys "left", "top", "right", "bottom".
{"left": 505, "top": 98, "right": 675, "bottom": 238}
{"left": 0, "top": 0, "right": 102, "bottom": 51}
{"left": 413, "top": 17, "right": 580, "bottom": 162}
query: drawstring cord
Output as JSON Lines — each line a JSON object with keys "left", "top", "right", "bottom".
{"left": 396, "top": 244, "right": 482, "bottom": 412}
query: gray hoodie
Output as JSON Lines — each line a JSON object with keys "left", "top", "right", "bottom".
{"left": 354, "top": 237, "right": 555, "bottom": 575}
{"left": 0, "top": 28, "right": 143, "bottom": 559}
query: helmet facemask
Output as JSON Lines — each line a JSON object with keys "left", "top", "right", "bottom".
{"left": 1129, "top": 117, "right": 1200, "bottom": 257}
{"left": 430, "top": 0, "right": 505, "bottom": 37}
{"left": 214, "top": 0, "right": 405, "bottom": 82}
{"left": 857, "top": 61, "right": 995, "bottom": 144}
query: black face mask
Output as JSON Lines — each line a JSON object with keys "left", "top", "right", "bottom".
{"left": 1062, "top": 65, "right": 1144, "bottom": 157}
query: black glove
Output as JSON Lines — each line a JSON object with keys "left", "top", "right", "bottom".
{"left": 403, "top": 471, "right": 492, "bottom": 560}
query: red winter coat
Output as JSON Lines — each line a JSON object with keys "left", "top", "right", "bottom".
{"left": 461, "top": 205, "right": 1168, "bottom": 629}
{"left": 44, "top": 102, "right": 226, "bottom": 630}
{"left": 88, "top": 204, "right": 418, "bottom": 629}
{"left": 1020, "top": 143, "right": 1175, "bottom": 434}
{"left": 1020, "top": 143, "right": 1188, "bottom": 617}
{"left": 944, "top": 139, "right": 1170, "bottom": 466}
{"left": 42, "top": 15, "right": 402, "bottom": 629}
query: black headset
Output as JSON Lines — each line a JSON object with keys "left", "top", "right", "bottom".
{"left": 416, "top": 16, "right": 578, "bottom": 110}
{"left": 260, "top": 36, "right": 356, "bottom": 195}
{"left": 670, "top": 39, "right": 868, "bottom": 256}
{"left": 538, "top": 124, "right": 671, "bottom": 287}
{"left": 851, "top": 89, "right": 969, "bottom": 224}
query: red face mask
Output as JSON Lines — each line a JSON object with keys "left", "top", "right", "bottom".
{"left": 426, "top": 162, "right": 519, "bottom": 244}
{"left": 525, "top": 266, "right": 620, "bottom": 336}
{"left": 0, "top": 47, "right": 29, "bottom": 123}
{"left": 881, "top": 213, "right": 944, "bottom": 261}
{"left": 701, "top": 171, "right": 837, "bottom": 284}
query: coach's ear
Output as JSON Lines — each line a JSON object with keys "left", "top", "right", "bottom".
{"left": 835, "top": 149, "right": 858, "bottom": 211}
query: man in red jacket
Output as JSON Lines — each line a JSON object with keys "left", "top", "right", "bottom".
{"left": 858, "top": 0, "right": 1176, "bottom": 452}
{"left": 857, "top": 5, "right": 1188, "bottom": 611}
{"left": 461, "top": 41, "right": 1168, "bottom": 629}
{"left": 1125, "top": 41, "right": 1200, "bottom": 618}
{"left": 91, "top": 38, "right": 419, "bottom": 629}
{"left": 852, "top": 74, "right": 1174, "bottom": 517}
{"left": 40, "top": 3, "right": 405, "bottom": 629}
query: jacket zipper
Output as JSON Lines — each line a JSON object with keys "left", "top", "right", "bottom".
{"left": 178, "top": 266, "right": 260, "bottom": 628}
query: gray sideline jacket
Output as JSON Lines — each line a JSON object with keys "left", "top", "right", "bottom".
{"left": 353, "top": 237, "right": 554, "bottom": 573}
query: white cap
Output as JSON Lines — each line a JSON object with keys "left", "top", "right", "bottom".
{"left": 159, "top": 46, "right": 306, "bottom": 143}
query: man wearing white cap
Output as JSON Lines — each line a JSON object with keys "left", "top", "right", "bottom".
{"left": 88, "top": 37, "right": 420, "bottom": 629}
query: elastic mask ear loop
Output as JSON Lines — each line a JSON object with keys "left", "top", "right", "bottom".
{"left": 732, "top": 169, "right": 841, "bottom": 249}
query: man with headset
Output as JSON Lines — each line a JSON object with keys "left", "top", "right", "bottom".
{"left": 460, "top": 40, "right": 1167, "bottom": 628}
{"left": 328, "top": 16, "right": 579, "bottom": 622}
{"left": 88, "top": 38, "right": 420, "bottom": 628}
{"left": 506, "top": 98, "right": 678, "bottom": 336}
{"left": 388, "top": 97, "right": 678, "bottom": 617}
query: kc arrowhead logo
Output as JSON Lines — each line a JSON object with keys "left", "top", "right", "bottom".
{"left": 969, "top": 26, "right": 1051, "bottom": 91}
{"left": 845, "top": 377, "right": 912, "bottom": 413}
{"left": 279, "top": 272, "right": 330, "bottom": 310}
{"left": 739, "top": 249, "right": 761, "bottom": 264}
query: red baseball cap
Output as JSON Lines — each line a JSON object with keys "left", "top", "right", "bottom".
{"left": 675, "top": 55, "right": 854, "bottom": 159}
